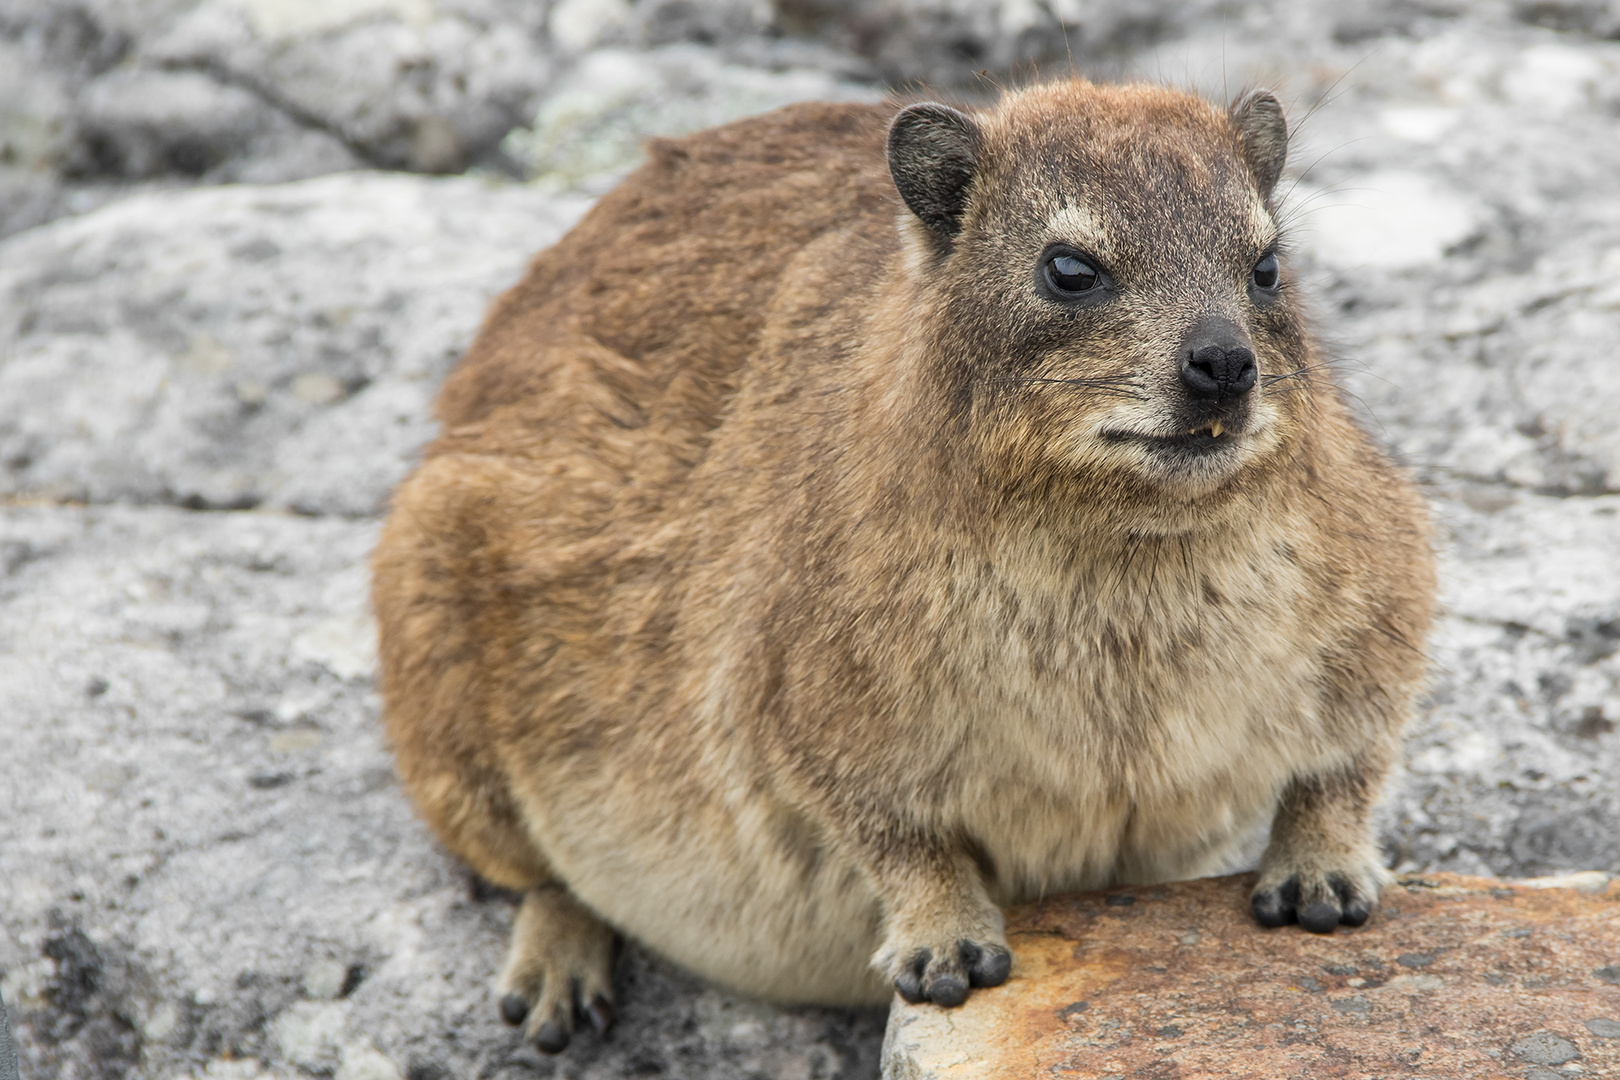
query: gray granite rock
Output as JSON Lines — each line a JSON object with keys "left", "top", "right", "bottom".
{"left": 0, "top": 172, "right": 589, "bottom": 516}
{"left": 0, "top": 988, "right": 16, "bottom": 1080}
{"left": 0, "top": 0, "right": 558, "bottom": 237}
{"left": 501, "top": 43, "right": 881, "bottom": 193}
{"left": 3, "top": 2, "right": 1620, "bottom": 1080}
{"left": 0, "top": 0, "right": 1352, "bottom": 238}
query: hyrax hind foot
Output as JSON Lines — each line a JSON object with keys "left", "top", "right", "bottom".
{"left": 498, "top": 885, "right": 617, "bottom": 1054}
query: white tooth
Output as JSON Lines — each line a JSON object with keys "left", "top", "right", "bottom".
{"left": 1210, "top": 420, "right": 1224, "bottom": 437}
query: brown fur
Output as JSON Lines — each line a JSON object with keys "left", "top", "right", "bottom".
{"left": 372, "top": 79, "right": 1435, "bottom": 1033}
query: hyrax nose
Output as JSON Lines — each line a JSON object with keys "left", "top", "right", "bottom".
{"left": 1180, "top": 335, "right": 1258, "bottom": 401}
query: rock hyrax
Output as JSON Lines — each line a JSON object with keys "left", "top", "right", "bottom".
{"left": 372, "top": 78, "right": 1435, "bottom": 1050}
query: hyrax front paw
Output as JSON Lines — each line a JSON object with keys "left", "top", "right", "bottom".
{"left": 498, "top": 885, "right": 617, "bottom": 1053}
{"left": 1250, "top": 854, "right": 1390, "bottom": 934}
{"left": 888, "top": 938, "right": 1012, "bottom": 1006}
{"left": 877, "top": 898, "right": 1011, "bottom": 1006}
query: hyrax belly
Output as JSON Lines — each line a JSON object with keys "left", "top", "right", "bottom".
{"left": 503, "top": 750, "right": 891, "bottom": 1005}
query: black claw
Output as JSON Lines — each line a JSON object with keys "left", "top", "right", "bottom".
{"left": 1253, "top": 877, "right": 1303, "bottom": 928}
{"left": 1298, "top": 901, "right": 1340, "bottom": 934}
{"left": 1328, "top": 875, "right": 1371, "bottom": 926}
{"left": 894, "top": 976, "right": 926, "bottom": 1004}
{"left": 894, "top": 974, "right": 926, "bottom": 1003}
{"left": 928, "top": 971, "right": 969, "bottom": 1007}
{"left": 1251, "top": 889, "right": 1290, "bottom": 927}
{"left": 499, "top": 993, "right": 530, "bottom": 1026}
{"left": 534, "top": 1018, "right": 571, "bottom": 1054}
{"left": 962, "top": 941, "right": 1011, "bottom": 988}
{"left": 894, "top": 950, "right": 929, "bottom": 1004}
{"left": 568, "top": 977, "right": 586, "bottom": 1028}
{"left": 957, "top": 940, "right": 981, "bottom": 974}
{"left": 586, "top": 995, "right": 615, "bottom": 1034}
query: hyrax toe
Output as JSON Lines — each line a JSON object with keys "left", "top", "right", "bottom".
{"left": 960, "top": 938, "right": 1013, "bottom": 987}
{"left": 498, "top": 884, "right": 617, "bottom": 1053}
{"left": 498, "top": 993, "right": 530, "bottom": 1027}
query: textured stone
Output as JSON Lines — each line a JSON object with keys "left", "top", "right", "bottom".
{"left": 0, "top": 0, "right": 1306, "bottom": 237}
{"left": 0, "top": 0, "right": 554, "bottom": 236}
{"left": 883, "top": 873, "right": 1620, "bottom": 1078}
{"left": 1511, "top": 1030, "right": 1582, "bottom": 1066}
{"left": 594, "top": 0, "right": 1171, "bottom": 85}
{"left": 0, "top": 172, "right": 589, "bottom": 516}
{"left": 501, "top": 44, "right": 881, "bottom": 192}
{"left": 0, "top": 989, "right": 16, "bottom": 1080}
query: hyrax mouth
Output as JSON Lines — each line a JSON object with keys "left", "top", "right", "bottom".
{"left": 1105, "top": 419, "right": 1240, "bottom": 455}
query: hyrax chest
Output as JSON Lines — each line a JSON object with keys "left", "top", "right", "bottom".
{"left": 923, "top": 522, "right": 1335, "bottom": 898}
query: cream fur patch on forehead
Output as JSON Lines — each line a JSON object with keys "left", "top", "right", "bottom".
{"left": 1045, "top": 202, "right": 1112, "bottom": 253}
{"left": 1246, "top": 196, "right": 1279, "bottom": 249}
{"left": 1048, "top": 194, "right": 1278, "bottom": 256}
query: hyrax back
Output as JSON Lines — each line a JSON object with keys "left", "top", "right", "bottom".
{"left": 373, "top": 80, "right": 1434, "bottom": 1044}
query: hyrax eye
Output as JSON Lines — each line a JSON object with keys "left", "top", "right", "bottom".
{"left": 1044, "top": 251, "right": 1102, "bottom": 296}
{"left": 1252, "top": 251, "right": 1280, "bottom": 290}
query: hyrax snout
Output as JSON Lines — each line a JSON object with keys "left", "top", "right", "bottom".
{"left": 373, "top": 77, "right": 1434, "bottom": 1050}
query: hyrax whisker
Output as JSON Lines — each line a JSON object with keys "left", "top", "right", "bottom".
{"left": 988, "top": 376, "right": 1146, "bottom": 400}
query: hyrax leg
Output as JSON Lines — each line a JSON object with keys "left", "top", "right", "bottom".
{"left": 1251, "top": 756, "right": 1394, "bottom": 934}
{"left": 868, "top": 837, "right": 1012, "bottom": 1007}
{"left": 497, "top": 884, "right": 618, "bottom": 1054}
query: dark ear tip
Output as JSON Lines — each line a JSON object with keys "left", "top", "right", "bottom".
{"left": 888, "top": 102, "right": 977, "bottom": 141}
{"left": 1232, "top": 90, "right": 1287, "bottom": 139}
{"left": 1232, "top": 88, "right": 1282, "bottom": 113}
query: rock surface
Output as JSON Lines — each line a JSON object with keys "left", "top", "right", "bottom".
{"left": 883, "top": 873, "right": 1620, "bottom": 1079}
{"left": 0, "top": 172, "right": 590, "bottom": 516}
{"left": 3, "top": 2, "right": 1620, "bottom": 1079}
{"left": 1, "top": 0, "right": 1192, "bottom": 239}
{"left": 0, "top": 989, "right": 16, "bottom": 1080}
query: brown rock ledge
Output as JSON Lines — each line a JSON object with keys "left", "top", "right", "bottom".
{"left": 882, "top": 872, "right": 1620, "bottom": 1079}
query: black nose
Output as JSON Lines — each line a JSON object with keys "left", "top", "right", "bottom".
{"left": 1181, "top": 342, "right": 1258, "bottom": 400}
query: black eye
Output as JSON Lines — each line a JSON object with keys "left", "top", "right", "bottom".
{"left": 1045, "top": 252, "right": 1101, "bottom": 295}
{"left": 1252, "top": 251, "right": 1279, "bottom": 290}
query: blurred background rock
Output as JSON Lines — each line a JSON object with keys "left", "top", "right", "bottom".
{"left": 3, "top": 1, "right": 1620, "bottom": 1078}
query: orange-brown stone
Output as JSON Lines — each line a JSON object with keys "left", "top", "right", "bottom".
{"left": 882, "top": 873, "right": 1620, "bottom": 1079}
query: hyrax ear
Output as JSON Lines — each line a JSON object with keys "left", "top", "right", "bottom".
{"left": 887, "top": 102, "right": 981, "bottom": 243}
{"left": 1230, "top": 90, "right": 1288, "bottom": 198}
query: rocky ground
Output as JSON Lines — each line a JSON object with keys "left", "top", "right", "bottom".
{"left": 3, "top": 1, "right": 1620, "bottom": 1078}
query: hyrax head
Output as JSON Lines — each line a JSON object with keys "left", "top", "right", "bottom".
{"left": 888, "top": 80, "right": 1307, "bottom": 510}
